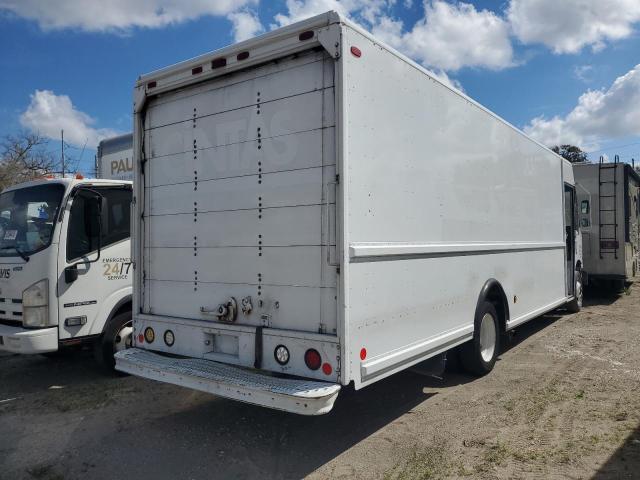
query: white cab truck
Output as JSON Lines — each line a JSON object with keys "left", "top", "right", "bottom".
{"left": 574, "top": 158, "right": 640, "bottom": 288}
{"left": 0, "top": 135, "right": 133, "bottom": 370}
{"left": 115, "top": 12, "right": 583, "bottom": 414}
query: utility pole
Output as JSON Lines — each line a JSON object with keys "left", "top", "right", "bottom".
{"left": 61, "top": 129, "right": 65, "bottom": 177}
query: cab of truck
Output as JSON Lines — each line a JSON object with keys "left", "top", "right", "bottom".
{"left": 0, "top": 176, "right": 133, "bottom": 369}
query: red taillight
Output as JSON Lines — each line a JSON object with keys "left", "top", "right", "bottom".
{"left": 137, "top": 333, "right": 144, "bottom": 343}
{"left": 350, "top": 46, "right": 362, "bottom": 58}
{"left": 322, "top": 363, "right": 332, "bottom": 375}
{"left": 299, "top": 30, "right": 314, "bottom": 41}
{"left": 304, "top": 349, "right": 321, "bottom": 370}
{"left": 147, "top": 81, "right": 157, "bottom": 89}
{"left": 192, "top": 66, "right": 203, "bottom": 75}
{"left": 360, "top": 348, "right": 367, "bottom": 360}
{"left": 237, "top": 51, "right": 250, "bottom": 61}
{"left": 211, "top": 57, "right": 227, "bottom": 69}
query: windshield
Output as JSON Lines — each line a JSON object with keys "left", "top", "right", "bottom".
{"left": 0, "top": 183, "right": 65, "bottom": 257}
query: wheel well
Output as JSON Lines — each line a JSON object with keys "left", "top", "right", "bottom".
{"left": 105, "top": 297, "right": 132, "bottom": 332}
{"left": 478, "top": 279, "right": 509, "bottom": 334}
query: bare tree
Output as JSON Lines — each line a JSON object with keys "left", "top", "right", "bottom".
{"left": 0, "top": 132, "right": 56, "bottom": 190}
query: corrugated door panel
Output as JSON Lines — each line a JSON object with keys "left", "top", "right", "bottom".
{"left": 143, "top": 50, "right": 337, "bottom": 333}
{"left": 146, "top": 52, "right": 334, "bottom": 129}
{"left": 147, "top": 128, "right": 335, "bottom": 187}
{"left": 149, "top": 165, "right": 335, "bottom": 215}
{"left": 147, "top": 88, "right": 334, "bottom": 159}
{"left": 147, "top": 280, "right": 337, "bottom": 333}
{"left": 147, "top": 205, "right": 334, "bottom": 248}
{"left": 146, "top": 246, "right": 335, "bottom": 287}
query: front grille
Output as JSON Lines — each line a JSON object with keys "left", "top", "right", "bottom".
{"left": 0, "top": 318, "right": 22, "bottom": 328}
{"left": 0, "top": 298, "right": 23, "bottom": 322}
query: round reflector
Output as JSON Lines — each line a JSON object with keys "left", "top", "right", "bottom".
{"left": 360, "top": 348, "right": 367, "bottom": 360}
{"left": 304, "top": 349, "right": 321, "bottom": 370}
{"left": 144, "top": 327, "right": 155, "bottom": 343}
{"left": 322, "top": 363, "right": 333, "bottom": 375}
{"left": 137, "top": 333, "right": 144, "bottom": 344}
{"left": 274, "top": 345, "right": 290, "bottom": 365}
{"left": 164, "top": 330, "right": 175, "bottom": 347}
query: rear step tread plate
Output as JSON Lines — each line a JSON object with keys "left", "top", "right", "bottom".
{"left": 115, "top": 348, "right": 340, "bottom": 415}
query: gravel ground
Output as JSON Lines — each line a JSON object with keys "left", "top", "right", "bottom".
{"left": 1, "top": 285, "right": 639, "bottom": 480}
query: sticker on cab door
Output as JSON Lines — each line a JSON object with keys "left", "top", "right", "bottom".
{"left": 3, "top": 230, "right": 17, "bottom": 240}
{"left": 102, "top": 257, "right": 132, "bottom": 280}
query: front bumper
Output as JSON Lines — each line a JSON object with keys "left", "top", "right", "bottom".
{"left": 115, "top": 348, "right": 341, "bottom": 415}
{"left": 0, "top": 324, "right": 58, "bottom": 354}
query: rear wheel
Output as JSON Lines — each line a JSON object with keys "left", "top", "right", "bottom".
{"left": 566, "top": 275, "right": 583, "bottom": 313}
{"left": 94, "top": 311, "right": 132, "bottom": 372}
{"left": 461, "top": 301, "right": 500, "bottom": 376}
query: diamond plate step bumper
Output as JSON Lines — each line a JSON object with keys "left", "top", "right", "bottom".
{"left": 115, "top": 348, "right": 341, "bottom": 415}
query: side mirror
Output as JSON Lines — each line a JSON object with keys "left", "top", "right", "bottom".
{"left": 65, "top": 265, "right": 78, "bottom": 283}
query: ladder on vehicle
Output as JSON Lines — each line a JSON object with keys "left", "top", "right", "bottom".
{"left": 598, "top": 155, "right": 619, "bottom": 259}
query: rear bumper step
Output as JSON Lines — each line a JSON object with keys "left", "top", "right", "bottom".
{"left": 115, "top": 348, "right": 341, "bottom": 415}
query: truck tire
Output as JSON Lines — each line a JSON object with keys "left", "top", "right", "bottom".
{"left": 460, "top": 301, "right": 500, "bottom": 376}
{"left": 566, "top": 275, "right": 583, "bottom": 313}
{"left": 94, "top": 311, "right": 132, "bottom": 372}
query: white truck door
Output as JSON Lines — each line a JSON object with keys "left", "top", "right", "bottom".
{"left": 564, "top": 184, "right": 577, "bottom": 296}
{"left": 58, "top": 186, "right": 132, "bottom": 339}
{"left": 141, "top": 50, "right": 338, "bottom": 336}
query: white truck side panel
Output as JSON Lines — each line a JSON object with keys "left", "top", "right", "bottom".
{"left": 97, "top": 134, "right": 134, "bottom": 181}
{"left": 340, "top": 25, "right": 568, "bottom": 387}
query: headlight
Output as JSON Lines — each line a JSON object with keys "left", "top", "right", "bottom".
{"left": 22, "top": 279, "right": 50, "bottom": 327}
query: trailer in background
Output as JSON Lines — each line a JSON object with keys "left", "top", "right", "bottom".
{"left": 96, "top": 133, "right": 133, "bottom": 181}
{"left": 115, "top": 11, "right": 582, "bottom": 414}
{"left": 574, "top": 158, "right": 640, "bottom": 289}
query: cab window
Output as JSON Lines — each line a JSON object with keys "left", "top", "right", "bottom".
{"left": 67, "top": 187, "right": 132, "bottom": 261}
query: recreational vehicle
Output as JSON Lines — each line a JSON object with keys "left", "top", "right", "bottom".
{"left": 574, "top": 158, "right": 640, "bottom": 289}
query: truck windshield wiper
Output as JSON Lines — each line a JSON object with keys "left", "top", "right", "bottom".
{"left": 0, "top": 246, "right": 30, "bottom": 262}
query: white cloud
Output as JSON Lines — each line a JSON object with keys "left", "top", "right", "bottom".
{"left": 429, "top": 69, "right": 464, "bottom": 92}
{"left": 0, "top": 0, "right": 256, "bottom": 32}
{"left": 273, "top": 0, "right": 391, "bottom": 27}
{"left": 524, "top": 64, "right": 640, "bottom": 149}
{"left": 228, "top": 10, "right": 263, "bottom": 42}
{"left": 573, "top": 65, "right": 594, "bottom": 83}
{"left": 508, "top": 0, "right": 640, "bottom": 54}
{"left": 20, "top": 90, "right": 118, "bottom": 148}
{"left": 373, "top": 1, "right": 514, "bottom": 71}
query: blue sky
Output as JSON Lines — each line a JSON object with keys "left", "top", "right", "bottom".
{"left": 1, "top": 0, "right": 639, "bottom": 175}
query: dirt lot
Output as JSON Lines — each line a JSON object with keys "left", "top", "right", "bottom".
{"left": 1, "top": 286, "right": 639, "bottom": 480}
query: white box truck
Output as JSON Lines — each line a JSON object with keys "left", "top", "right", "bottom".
{"left": 0, "top": 134, "right": 134, "bottom": 370}
{"left": 96, "top": 133, "right": 135, "bottom": 181}
{"left": 115, "top": 12, "right": 582, "bottom": 414}
{"left": 574, "top": 158, "right": 640, "bottom": 288}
